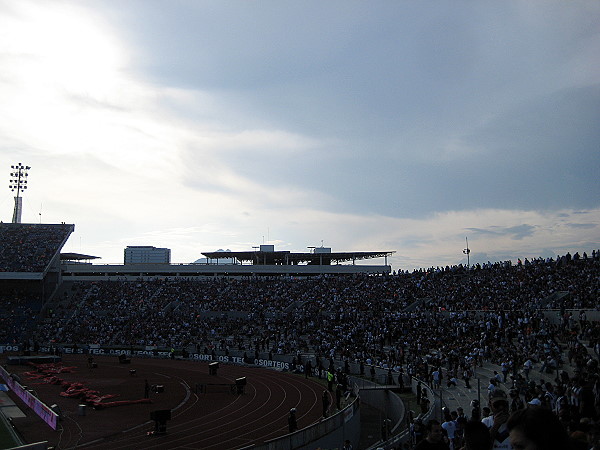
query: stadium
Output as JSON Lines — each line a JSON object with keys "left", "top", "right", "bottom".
{"left": 1, "top": 222, "right": 599, "bottom": 449}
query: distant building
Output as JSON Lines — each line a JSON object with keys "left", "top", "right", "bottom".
{"left": 124, "top": 246, "right": 171, "bottom": 264}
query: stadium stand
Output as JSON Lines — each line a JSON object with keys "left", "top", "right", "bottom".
{"left": 0, "top": 223, "right": 74, "bottom": 344}
{"left": 1, "top": 230, "right": 599, "bottom": 447}
{"left": 0, "top": 223, "right": 73, "bottom": 274}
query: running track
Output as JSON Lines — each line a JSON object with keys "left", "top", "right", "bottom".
{"left": 8, "top": 355, "right": 329, "bottom": 449}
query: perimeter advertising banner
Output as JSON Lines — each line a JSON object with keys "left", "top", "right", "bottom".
{"left": 0, "top": 365, "right": 58, "bottom": 430}
{"left": 30, "top": 345, "right": 293, "bottom": 371}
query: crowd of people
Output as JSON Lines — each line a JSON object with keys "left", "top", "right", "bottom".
{"left": 2, "top": 246, "right": 600, "bottom": 448}
{"left": 0, "top": 288, "right": 42, "bottom": 345}
{"left": 24, "top": 252, "right": 600, "bottom": 364}
{"left": 413, "top": 351, "right": 600, "bottom": 449}
{"left": 415, "top": 403, "right": 592, "bottom": 449}
{"left": 0, "top": 223, "right": 72, "bottom": 272}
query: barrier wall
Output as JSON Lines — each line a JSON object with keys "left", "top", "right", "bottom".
{"left": 0, "top": 365, "right": 58, "bottom": 430}
{"left": 361, "top": 377, "right": 436, "bottom": 450}
{"left": 350, "top": 376, "right": 405, "bottom": 430}
{"left": 242, "top": 395, "right": 360, "bottom": 450}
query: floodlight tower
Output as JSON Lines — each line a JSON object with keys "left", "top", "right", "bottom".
{"left": 9, "top": 163, "right": 31, "bottom": 223}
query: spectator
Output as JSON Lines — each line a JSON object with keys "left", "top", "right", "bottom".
{"left": 415, "top": 419, "right": 450, "bottom": 450}
{"left": 506, "top": 406, "right": 572, "bottom": 450}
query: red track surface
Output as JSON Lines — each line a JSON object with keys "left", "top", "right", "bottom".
{"left": 7, "top": 354, "right": 328, "bottom": 449}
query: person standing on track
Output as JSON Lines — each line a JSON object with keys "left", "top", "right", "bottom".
{"left": 322, "top": 390, "right": 330, "bottom": 418}
{"left": 288, "top": 408, "right": 298, "bottom": 433}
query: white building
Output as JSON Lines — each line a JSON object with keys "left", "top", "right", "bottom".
{"left": 124, "top": 246, "right": 171, "bottom": 264}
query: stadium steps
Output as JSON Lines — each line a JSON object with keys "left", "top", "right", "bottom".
{"left": 541, "top": 291, "right": 570, "bottom": 308}
{"left": 404, "top": 298, "right": 430, "bottom": 312}
{"left": 438, "top": 358, "right": 566, "bottom": 418}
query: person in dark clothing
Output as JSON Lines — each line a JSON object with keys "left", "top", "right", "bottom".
{"left": 288, "top": 408, "right": 297, "bottom": 433}
{"left": 305, "top": 360, "right": 312, "bottom": 378}
{"left": 507, "top": 406, "right": 574, "bottom": 450}
{"left": 336, "top": 384, "right": 343, "bottom": 409}
{"left": 322, "top": 390, "right": 330, "bottom": 418}
{"left": 415, "top": 419, "right": 450, "bottom": 449}
{"left": 462, "top": 420, "right": 492, "bottom": 450}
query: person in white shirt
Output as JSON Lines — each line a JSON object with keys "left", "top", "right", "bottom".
{"left": 442, "top": 417, "right": 457, "bottom": 450}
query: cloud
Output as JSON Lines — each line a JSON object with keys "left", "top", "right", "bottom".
{"left": 2, "top": 1, "right": 599, "bottom": 272}
{"left": 566, "top": 223, "right": 597, "bottom": 229}
{"left": 466, "top": 225, "right": 535, "bottom": 240}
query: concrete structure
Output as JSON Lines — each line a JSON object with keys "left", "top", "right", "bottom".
{"left": 60, "top": 261, "right": 392, "bottom": 280}
{"left": 63, "top": 245, "right": 394, "bottom": 279}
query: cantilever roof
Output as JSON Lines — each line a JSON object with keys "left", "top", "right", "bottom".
{"left": 201, "top": 250, "right": 394, "bottom": 265}
{"left": 60, "top": 253, "right": 101, "bottom": 261}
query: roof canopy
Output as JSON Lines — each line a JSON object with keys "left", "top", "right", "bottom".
{"left": 60, "top": 253, "right": 101, "bottom": 261}
{"left": 201, "top": 250, "right": 394, "bottom": 265}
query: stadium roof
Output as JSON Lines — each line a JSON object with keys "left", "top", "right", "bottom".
{"left": 60, "top": 253, "right": 101, "bottom": 261}
{"left": 201, "top": 250, "right": 394, "bottom": 265}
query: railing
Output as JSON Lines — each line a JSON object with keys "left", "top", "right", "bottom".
{"left": 240, "top": 394, "right": 360, "bottom": 450}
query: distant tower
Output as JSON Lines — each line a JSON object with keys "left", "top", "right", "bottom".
{"left": 9, "top": 163, "right": 31, "bottom": 223}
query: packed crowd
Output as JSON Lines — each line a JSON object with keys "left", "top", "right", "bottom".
{"left": 0, "top": 288, "right": 42, "bottom": 345}
{"left": 412, "top": 250, "right": 600, "bottom": 311}
{"left": 411, "top": 319, "right": 600, "bottom": 449}
{"left": 414, "top": 404, "right": 596, "bottom": 449}
{"left": 3, "top": 248, "right": 600, "bottom": 448}
{"left": 0, "top": 223, "right": 72, "bottom": 272}
{"left": 25, "top": 251, "right": 599, "bottom": 356}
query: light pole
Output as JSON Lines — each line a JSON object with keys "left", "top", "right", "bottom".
{"left": 463, "top": 237, "right": 470, "bottom": 269}
{"left": 9, "top": 163, "right": 31, "bottom": 224}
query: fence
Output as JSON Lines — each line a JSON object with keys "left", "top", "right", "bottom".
{"left": 240, "top": 394, "right": 360, "bottom": 450}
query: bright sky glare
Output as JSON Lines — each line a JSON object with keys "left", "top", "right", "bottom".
{"left": 1, "top": 1, "right": 599, "bottom": 270}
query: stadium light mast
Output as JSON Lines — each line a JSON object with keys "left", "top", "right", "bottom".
{"left": 9, "top": 163, "right": 31, "bottom": 224}
{"left": 463, "top": 237, "right": 470, "bottom": 269}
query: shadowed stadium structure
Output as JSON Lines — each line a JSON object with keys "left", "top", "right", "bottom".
{"left": 1, "top": 223, "right": 599, "bottom": 449}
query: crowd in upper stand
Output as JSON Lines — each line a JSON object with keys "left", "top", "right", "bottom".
{"left": 0, "top": 223, "right": 72, "bottom": 272}
{"left": 18, "top": 250, "right": 599, "bottom": 359}
{"left": 409, "top": 251, "right": 599, "bottom": 311}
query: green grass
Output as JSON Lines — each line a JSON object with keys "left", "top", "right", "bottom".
{"left": 0, "top": 414, "right": 22, "bottom": 449}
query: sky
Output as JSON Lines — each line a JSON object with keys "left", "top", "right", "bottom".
{"left": 1, "top": 0, "right": 599, "bottom": 270}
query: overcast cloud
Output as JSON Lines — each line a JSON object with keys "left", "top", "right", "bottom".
{"left": 1, "top": 0, "right": 598, "bottom": 270}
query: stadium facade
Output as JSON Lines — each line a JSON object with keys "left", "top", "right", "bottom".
{"left": 1, "top": 223, "right": 394, "bottom": 297}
